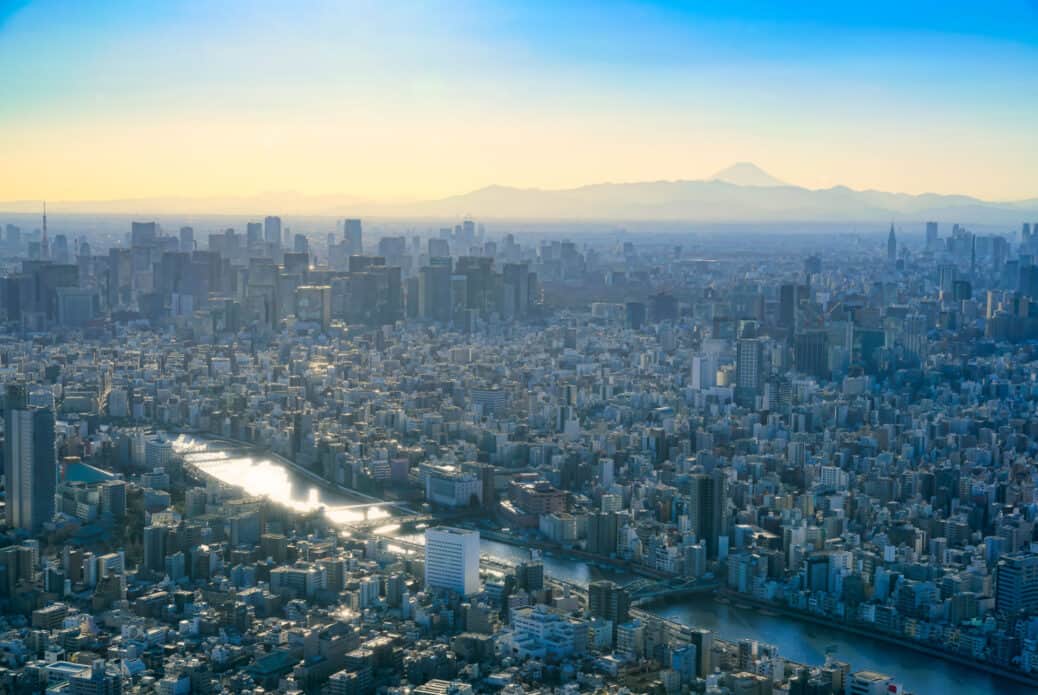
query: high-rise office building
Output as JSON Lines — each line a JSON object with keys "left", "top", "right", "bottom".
{"left": 648, "top": 292, "right": 678, "bottom": 323}
{"left": 131, "top": 221, "right": 157, "bottom": 248}
{"left": 142, "top": 525, "right": 168, "bottom": 575}
{"left": 779, "top": 283, "right": 808, "bottom": 329}
{"left": 926, "top": 221, "right": 939, "bottom": 250}
{"left": 246, "top": 222, "right": 263, "bottom": 246}
{"left": 689, "top": 470, "right": 725, "bottom": 559}
{"left": 887, "top": 224, "right": 897, "bottom": 263}
{"left": 378, "top": 235, "right": 406, "bottom": 262}
{"left": 99, "top": 480, "right": 127, "bottom": 518}
{"left": 501, "top": 262, "right": 531, "bottom": 318}
{"left": 418, "top": 264, "right": 452, "bottom": 322}
{"left": 735, "top": 337, "right": 764, "bottom": 406}
{"left": 936, "top": 263, "right": 957, "bottom": 295}
{"left": 779, "top": 283, "right": 796, "bottom": 328}
{"left": 996, "top": 553, "right": 1038, "bottom": 615}
{"left": 588, "top": 580, "right": 631, "bottom": 642}
{"left": 4, "top": 384, "right": 57, "bottom": 533}
{"left": 179, "top": 226, "right": 195, "bottom": 253}
{"left": 587, "top": 511, "right": 619, "bottom": 556}
{"left": 690, "top": 354, "right": 718, "bottom": 390}
{"left": 343, "top": 219, "right": 363, "bottom": 255}
{"left": 515, "top": 560, "right": 544, "bottom": 592}
{"left": 688, "top": 628, "right": 714, "bottom": 678}
{"left": 670, "top": 644, "right": 698, "bottom": 683}
{"left": 462, "top": 219, "right": 476, "bottom": 244}
{"left": 52, "top": 234, "right": 69, "bottom": 264}
{"left": 794, "top": 330, "right": 830, "bottom": 380}
{"left": 424, "top": 526, "right": 480, "bottom": 596}
{"left": 264, "top": 216, "right": 282, "bottom": 246}
{"left": 625, "top": 301, "right": 646, "bottom": 330}
{"left": 454, "top": 256, "right": 494, "bottom": 314}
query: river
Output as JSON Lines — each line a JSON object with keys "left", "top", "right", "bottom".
{"left": 651, "top": 598, "right": 1031, "bottom": 694}
{"left": 172, "top": 435, "right": 1036, "bottom": 694}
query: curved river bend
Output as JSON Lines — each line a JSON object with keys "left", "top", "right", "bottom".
{"left": 173, "top": 436, "right": 1034, "bottom": 694}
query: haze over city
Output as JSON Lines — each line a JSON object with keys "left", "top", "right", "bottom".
{"left": 3, "top": 3, "right": 1038, "bottom": 695}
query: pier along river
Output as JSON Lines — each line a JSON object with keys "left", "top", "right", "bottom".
{"left": 173, "top": 435, "right": 1034, "bottom": 694}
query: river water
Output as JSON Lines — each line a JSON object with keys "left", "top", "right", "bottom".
{"left": 173, "top": 436, "right": 1034, "bottom": 694}
{"left": 651, "top": 599, "right": 1030, "bottom": 694}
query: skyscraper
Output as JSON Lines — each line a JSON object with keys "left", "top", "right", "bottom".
{"left": 418, "top": 264, "right": 451, "bottom": 322}
{"left": 587, "top": 511, "right": 619, "bottom": 556}
{"left": 40, "top": 202, "right": 50, "bottom": 261}
{"left": 794, "top": 330, "right": 830, "bottom": 379}
{"left": 887, "top": 223, "right": 897, "bottom": 263}
{"left": 926, "top": 221, "right": 939, "bottom": 251}
{"left": 648, "top": 292, "right": 678, "bottom": 323}
{"left": 142, "top": 525, "right": 169, "bottom": 575}
{"left": 424, "top": 526, "right": 480, "bottom": 596}
{"left": 779, "top": 283, "right": 797, "bottom": 329}
{"left": 5, "top": 384, "right": 57, "bottom": 533}
{"left": 688, "top": 628, "right": 714, "bottom": 678}
{"left": 588, "top": 580, "right": 631, "bottom": 642}
{"left": 343, "top": 219, "right": 363, "bottom": 255}
{"left": 264, "top": 216, "right": 282, "bottom": 247}
{"left": 691, "top": 354, "right": 718, "bottom": 390}
{"left": 130, "top": 221, "right": 157, "bottom": 248}
{"left": 501, "top": 262, "right": 531, "bottom": 318}
{"left": 735, "top": 337, "right": 764, "bottom": 406}
{"left": 779, "top": 283, "right": 808, "bottom": 329}
{"left": 179, "top": 226, "right": 195, "bottom": 253}
{"left": 246, "top": 221, "right": 263, "bottom": 246}
{"left": 689, "top": 470, "right": 726, "bottom": 559}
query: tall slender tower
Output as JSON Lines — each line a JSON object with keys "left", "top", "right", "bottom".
{"left": 263, "top": 216, "right": 282, "bottom": 247}
{"left": 887, "top": 223, "right": 897, "bottom": 263}
{"left": 4, "top": 384, "right": 57, "bottom": 533}
{"left": 41, "top": 201, "right": 50, "bottom": 260}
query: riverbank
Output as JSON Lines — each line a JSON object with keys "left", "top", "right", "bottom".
{"left": 172, "top": 434, "right": 1029, "bottom": 693}
{"left": 476, "top": 527, "right": 674, "bottom": 580}
{"left": 174, "top": 431, "right": 417, "bottom": 512}
{"left": 708, "top": 591, "right": 1038, "bottom": 690}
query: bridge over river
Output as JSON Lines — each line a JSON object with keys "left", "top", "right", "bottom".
{"left": 169, "top": 434, "right": 1026, "bottom": 694}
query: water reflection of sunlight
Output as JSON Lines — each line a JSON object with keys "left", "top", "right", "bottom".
{"left": 172, "top": 435, "right": 391, "bottom": 525}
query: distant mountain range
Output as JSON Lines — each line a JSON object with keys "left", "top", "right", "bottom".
{"left": 390, "top": 163, "right": 1038, "bottom": 224}
{"left": 3, "top": 163, "right": 1036, "bottom": 224}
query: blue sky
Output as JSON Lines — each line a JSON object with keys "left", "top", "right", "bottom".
{"left": 1, "top": 0, "right": 1036, "bottom": 201}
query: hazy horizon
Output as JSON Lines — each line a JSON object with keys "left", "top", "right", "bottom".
{"left": 3, "top": 160, "right": 1035, "bottom": 224}
{"left": 2, "top": 1, "right": 1037, "bottom": 206}
{"left": 3, "top": 159, "right": 1037, "bottom": 207}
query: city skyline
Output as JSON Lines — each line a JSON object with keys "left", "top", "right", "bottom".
{"left": 2, "top": 1, "right": 1037, "bottom": 204}
{"left": 4, "top": 3, "right": 1038, "bottom": 694}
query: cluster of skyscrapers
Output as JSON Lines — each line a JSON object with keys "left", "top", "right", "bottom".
{"left": 0, "top": 213, "right": 1036, "bottom": 693}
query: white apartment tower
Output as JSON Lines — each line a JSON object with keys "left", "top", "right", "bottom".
{"left": 424, "top": 526, "right": 480, "bottom": 596}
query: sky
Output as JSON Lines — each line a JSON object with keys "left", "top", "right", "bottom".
{"left": 1, "top": 0, "right": 1037, "bottom": 204}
